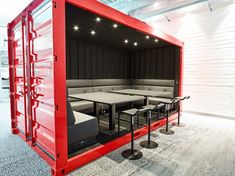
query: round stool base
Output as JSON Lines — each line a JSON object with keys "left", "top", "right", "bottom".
{"left": 159, "top": 128, "right": 174, "bottom": 135}
{"left": 122, "top": 149, "right": 143, "bottom": 160}
{"left": 172, "top": 122, "right": 185, "bottom": 127}
{"left": 140, "top": 140, "right": 158, "bottom": 149}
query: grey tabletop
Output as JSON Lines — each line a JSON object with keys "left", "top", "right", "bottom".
{"left": 69, "top": 92, "right": 145, "bottom": 105}
{"left": 110, "top": 89, "right": 171, "bottom": 97}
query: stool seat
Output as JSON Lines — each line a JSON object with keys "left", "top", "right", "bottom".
{"left": 173, "top": 96, "right": 190, "bottom": 101}
{"left": 142, "top": 103, "right": 164, "bottom": 110}
{"left": 121, "top": 107, "right": 148, "bottom": 116}
{"left": 121, "top": 108, "right": 139, "bottom": 116}
{"left": 141, "top": 105, "right": 155, "bottom": 110}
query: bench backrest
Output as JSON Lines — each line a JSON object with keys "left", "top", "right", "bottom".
{"left": 67, "top": 79, "right": 175, "bottom": 98}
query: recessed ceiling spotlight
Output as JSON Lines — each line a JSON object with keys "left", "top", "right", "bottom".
{"left": 73, "top": 25, "right": 79, "bottom": 31}
{"left": 96, "top": 17, "right": 101, "bottom": 22}
{"left": 134, "top": 42, "right": 138, "bottom": 46}
{"left": 124, "top": 39, "right": 129, "bottom": 44}
{"left": 146, "top": 35, "right": 150, "bottom": 39}
{"left": 91, "top": 30, "right": 96, "bottom": 35}
{"left": 154, "top": 39, "right": 159, "bottom": 42}
{"left": 113, "top": 23, "right": 118, "bottom": 28}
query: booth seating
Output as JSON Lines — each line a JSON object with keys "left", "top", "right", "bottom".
{"left": 67, "top": 79, "right": 175, "bottom": 113}
{"left": 67, "top": 99, "right": 99, "bottom": 152}
{"left": 67, "top": 79, "right": 129, "bottom": 113}
{"left": 131, "top": 79, "right": 174, "bottom": 98}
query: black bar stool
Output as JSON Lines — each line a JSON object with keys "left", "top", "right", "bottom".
{"left": 140, "top": 103, "right": 164, "bottom": 149}
{"left": 119, "top": 108, "right": 147, "bottom": 160}
{"left": 172, "top": 96, "right": 190, "bottom": 127}
{"left": 159, "top": 99, "right": 177, "bottom": 135}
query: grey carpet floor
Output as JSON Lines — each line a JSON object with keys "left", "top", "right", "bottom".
{"left": 1, "top": 100, "right": 235, "bottom": 176}
{"left": 0, "top": 101, "right": 50, "bottom": 176}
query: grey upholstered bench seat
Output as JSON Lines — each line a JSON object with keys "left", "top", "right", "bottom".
{"left": 67, "top": 98, "right": 98, "bottom": 152}
{"left": 68, "top": 111, "right": 99, "bottom": 145}
{"left": 71, "top": 100, "right": 94, "bottom": 112}
{"left": 67, "top": 79, "right": 175, "bottom": 112}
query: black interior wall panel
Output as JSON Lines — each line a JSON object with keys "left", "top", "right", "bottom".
{"left": 92, "top": 44, "right": 98, "bottom": 78}
{"left": 67, "top": 39, "right": 131, "bottom": 79}
{"left": 78, "top": 41, "right": 85, "bottom": 79}
{"left": 145, "top": 50, "right": 150, "bottom": 79}
{"left": 150, "top": 50, "right": 154, "bottom": 78}
{"left": 66, "top": 40, "right": 71, "bottom": 79}
{"left": 97, "top": 46, "right": 102, "bottom": 78}
{"left": 71, "top": 40, "right": 78, "bottom": 79}
{"left": 174, "top": 47, "right": 180, "bottom": 96}
{"left": 66, "top": 38, "right": 179, "bottom": 80}
{"left": 159, "top": 49, "right": 163, "bottom": 78}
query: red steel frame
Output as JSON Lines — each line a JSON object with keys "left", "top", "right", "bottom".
{"left": 7, "top": 0, "right": 184, "bottom": 175}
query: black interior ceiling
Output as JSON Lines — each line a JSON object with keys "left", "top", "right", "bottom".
{"left": 66, "top": 4, "right": 173, "bottom": 50}
{"left": 65, "top": 3, "right": 180, "bottom": 88}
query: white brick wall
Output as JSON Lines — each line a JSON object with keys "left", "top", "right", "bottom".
{"left": 153, "top": 4, "right": 235, "bottom": 118}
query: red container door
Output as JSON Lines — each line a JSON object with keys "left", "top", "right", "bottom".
{"left": 11, "top": 19, "right": 28, "bottom": 138}
{"left": 10, "top": 1, "right": 56, "bottom": 160}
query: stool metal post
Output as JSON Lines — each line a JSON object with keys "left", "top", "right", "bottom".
{"left": 177, "top": 103, "right": 181, "bottom": 125}
{"left": 148, "top": 111, "right": 151, "bottom": 144}
{"left": 131, "top": 115, "right": 134, "bottom": 154}
{"left": 172, "top": 100, "right": 185, "bottom": 127}
{"left": 122, "top": 114, "right": 143, "bottom": 160}
{"left": 140, "top": 110, "right": 158, "bottom": 149}
{"left": 172, "top": 96, "right": 190, "bottom": 127}
{"left": 118, "top": 113, "right": 120, "bottom": 134}
{"left": 159, "top": 102, "right": 174, "bottom": 135}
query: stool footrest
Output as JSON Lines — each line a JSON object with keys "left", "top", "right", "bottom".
{"left": 172, "top": 122, "right": 185, "bottom": 127}
{"left": 122, "top": 149, "right": 143, "bottom": 160}
{"left": 159, "top": 128, "right": 174, "bottom": 135}
{"left": 140, "top": 140, "right": 158, "bottom": 149}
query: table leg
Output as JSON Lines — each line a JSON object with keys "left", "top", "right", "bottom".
{"left": 144, "top": 97, "right": 149, "bottom": 105}
{"left": 109, "top": 104, "right": 116, "bottom": 130}
{"left": 94, "top": 102, "right": 99, "bottom": 123}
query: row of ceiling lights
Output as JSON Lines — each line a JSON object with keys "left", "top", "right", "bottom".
{"left": 73, "top": 16, "right": 159, "bottom": 46}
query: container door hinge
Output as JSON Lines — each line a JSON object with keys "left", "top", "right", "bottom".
{"left": 55, "top": 105, "right": 58, "bottom": 111}
{"left": 8, "top": 36, "right": 14, "bottom": 41}
{"left": 53, "top": 1, "right": 56, "bottom": 8}
{"left": 54, "top": 55, "right": 57, "bottom": 62}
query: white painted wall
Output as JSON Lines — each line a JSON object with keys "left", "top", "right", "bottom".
{"left": 153, "top": 4, "right": 235, "bottom": 118}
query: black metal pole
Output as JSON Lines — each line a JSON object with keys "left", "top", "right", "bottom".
{"left": 148, "top": 111, "right": 151, "bottom": 145}
{"left": 178, "top": 103, "right": 181, "bottom": 125}
{"left": 157, "top": 108, "right": 160, "bottom": 119}
{"left": 118, "top": 114, "right": 120, "bottom": 134}
{"left": 131, "top": 115, "right": 134, "bottom": 154}
{"left": 166, "top": 106, "right": 169, "bottom": 132}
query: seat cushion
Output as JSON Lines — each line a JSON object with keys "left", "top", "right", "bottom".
{"left": 68, "top": 111, "right": 99, "bottom": 145}
{"left": 71, "top": 100, "right": 94, "bottom": 111}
